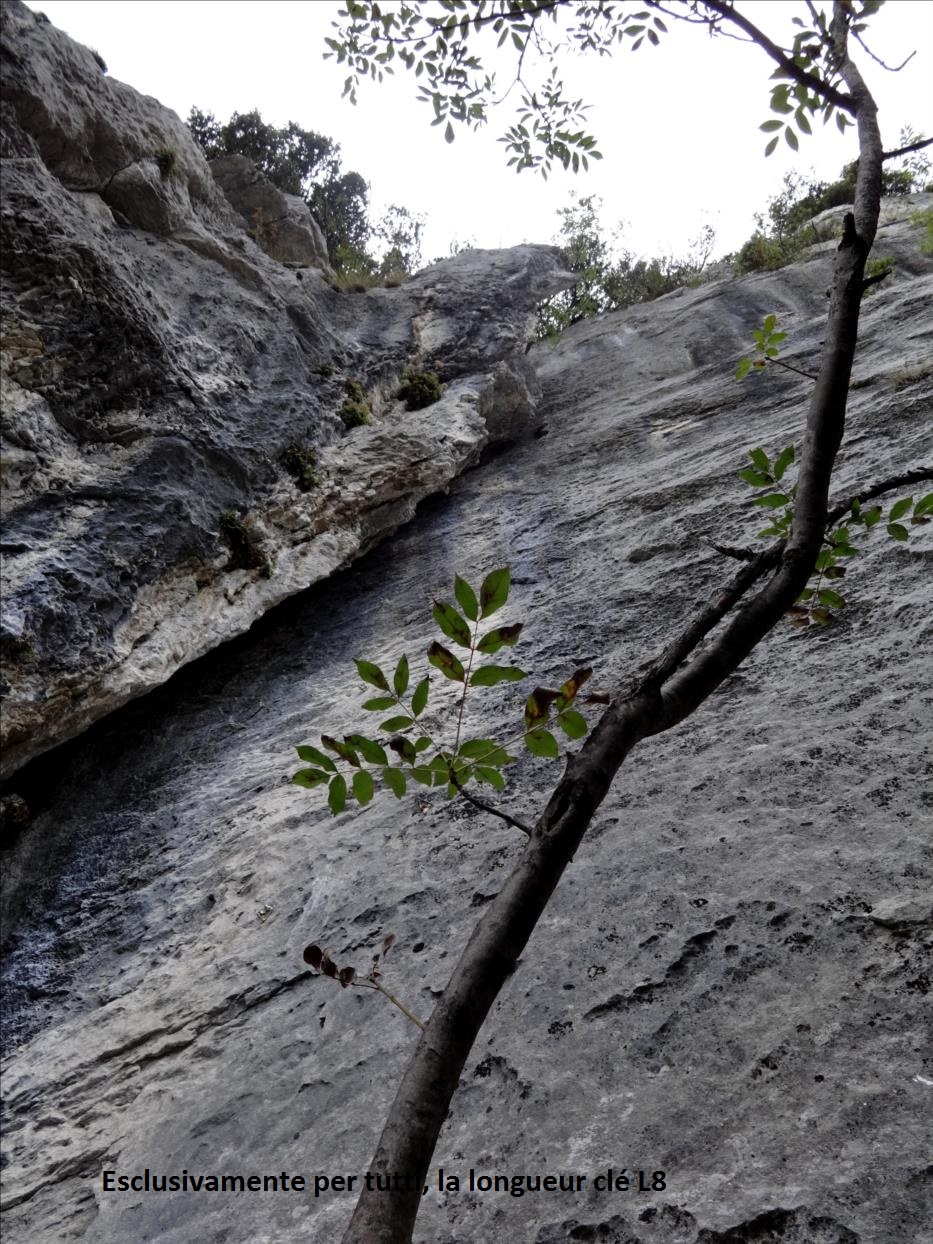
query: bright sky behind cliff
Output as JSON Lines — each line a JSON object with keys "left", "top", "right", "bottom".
{"left": 25, "top": 0, "right": 933, "bottom": 265}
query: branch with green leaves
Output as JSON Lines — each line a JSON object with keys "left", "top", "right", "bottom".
{"left": 738, "top": 444, "right": 933, "bottom": 624}
{"left": 325, "top": 2, "right": 891, "bottom": 178}
{"left": 292, "top": 567, "right": 594, "bottom": 828}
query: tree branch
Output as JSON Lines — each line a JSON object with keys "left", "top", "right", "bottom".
{"left": 455, "top": 784, "right": 532, "bottom": 836}
{"left": 852, "top": 28, "right": 916, "bottom": 73}
{"left": 882, "top": 135, "right": 933, "bottom": 161}
{"left": 826, "top": 466, "right": 933, "bottom": 526}
{"left": 690, "top": 0, "right": 856, "bottom": 113}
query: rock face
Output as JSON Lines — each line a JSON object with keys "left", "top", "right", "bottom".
{"left": 208, "top": 153, "right": 332, "bottom": 270}
{"left": 2, "top": 7, "right": 933, "bottom": 1244}
{"left": 0, "top": 0, "right": 571, "bottom": 779}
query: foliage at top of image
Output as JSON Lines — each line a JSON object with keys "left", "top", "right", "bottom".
{"left": 325, "top": 0, "right": 881, "bottom": 178}
{"left": 187, "top": 107, "right": 425, "bottom": 281}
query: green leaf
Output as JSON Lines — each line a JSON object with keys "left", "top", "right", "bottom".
{"left": 470, "top": 664, "right": 527, "bottom": 687}
{"left": 753, "top": 493, "right": 790, "bottom": 508}
{"left": 785, "top": 125, "right": 799, "bottom": 151}
{"left": 886, "top": 522, "right": 909, "bottom": 542}
{"left": 393, "top": 654, "right": 410, "bottom": 696}
{"left": 749, "top": 448, "right": 770, "bottom": 473}
{"left": 382, "top": 767, "right": 407, "bottom": 799}
{"left": 328, "top": 774, "right": 347, "bottom": 815}
{"left": 735, "top": 357, "right": 752, "bottom": 380}
{"left": 427, "top": 641, "right": 465, "bottom": 681}
{"left": 889, "top": 496, "right": 913, "bottom": 522}
{"left": 773, "top": 444, "right": 795, "bottom": 480}
{"left": 296, "top": 744, "right": 337, "bottom": 772}
{"left": 525, "top": 728, "right": 559, "bottom": 759}
{"left": 429, "top": 754, "right": 452, "bottom": 786}
{"left": 292, "top": 768, "right": 330, "bottom": 789}
{"left": 479, "top": 566, "right": 510, "bottom": 618}
{"left": 556, "top": 708, "right": 588, "bottom": 740}
{"left": 379, "top": 715, "right": 413, "bottom": 732}
{"left": 457, "top": 736, "right": 512, "bottom": 766}
{"left": 913, "top": 492, "right": 933, "bottom": 518}
{"left": 362, "top": 695, "right": 397, "bottom": 711}
{"left": 477, "top": 623, "right": 524, "bottom": 653}
{"left": 444, "top": 120, "right": 455, "bottom": 143}
{"left": 454, "top": 574, "right": 478, "bottom": 621}
{"left": 760, "top": 119, "right": 784, "bottom": 132}
{"left": 474, "top": 766, "right": 505, "bottom": 792}
{"left": 818, "top": 589, "right": 846, "bottom": 609}
{"left": 765, "top": 136, "right": 780, "bottom": 157}
{"left": 345, "top": 735, "right": 388, "bottom": 766}
{"left": 321, "top": 735, "right": 360, "bottom": 766}
{"left": 411, "top": 765, "right": 434, "bottom": 786}
{"left": 432, "top": 600, "right": 472, "bottom": 648}
{"left": 739, "top": 468, "right": 773, "bottom": 487}
{"left": 763, "top": 314, "right": 777, "bottom": 334}
{"left": 352, "top": 770, "right": 375, "bottom": 806}
{"left": 414, "top": 736, "right": 431, "bottom": 752}
{"left": 355, "top": 659, "right": 389, "bottom": 690}
{"left": 411, "top": 677, "right": 429, "bottom": 716}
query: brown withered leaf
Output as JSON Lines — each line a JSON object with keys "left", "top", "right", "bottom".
{"left": 524, "top": 687, "right": 560, "bottom": 729}
{"left": 383, "top": 933, "right": 396, "bottom": 956}
{"left": 338, "top": 966, "right": 356, "bottom": 988}
{"left": 557, "top": 667, "right": 592, "bottom": 706}
{"left": 303, "top": 943, "right": 324, "bottom": 970}
{"left": 320, "top": 949, "right": 338, "bottom": 979}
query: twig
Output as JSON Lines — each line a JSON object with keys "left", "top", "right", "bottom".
{"left": 826, "top": 466, "right": 933, "bottom": 526}
{"left": 456, "top": 783, "right": 533, "bottom": 837}
{"left": 769, "top": 356, "right": 819, "bottom": 381}
{"left": 882, "top": 135, "right": 933, "bottom": 161}
{"left": 852, "top": 28, "right": 916, "bottom": 74}
{"left": 706, "top": 540, "right": 757, "bottom": 562}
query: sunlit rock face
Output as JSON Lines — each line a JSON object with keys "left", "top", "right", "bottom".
{"left": 2, "top": 6, "right": 933, "bottom": 1244}
{"left": 0, "top": 0, "right": 572, "bottom": 779}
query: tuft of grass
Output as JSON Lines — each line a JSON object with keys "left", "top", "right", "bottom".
{"left": 281, "top": 444, "right": 318, "bottom": 492}
{"left": 155, "top": 147, "right": 177, "bottom": 179}
{"left": 396, "top": 369, "right": 442, "bottom": 411}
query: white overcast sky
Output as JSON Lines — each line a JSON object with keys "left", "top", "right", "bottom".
{"left": 25, "top": 0, "right": 933, "bottom": 263}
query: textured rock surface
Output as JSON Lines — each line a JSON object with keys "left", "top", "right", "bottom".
{"left": 2, "top": 6, "right": 933, "bottom": 1244}
{"left": 208, "top": 153, "right": 332, "bottom": 270}
{"left": 2, "top": 172, "right": 932, "bottom": 1242}
{"left": 0, "top": 0, "right": 571, "bottom": 778}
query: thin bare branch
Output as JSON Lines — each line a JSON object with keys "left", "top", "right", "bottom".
{"left": 852, "top": 27, "right": 916, "bottom": 73}
{"left": 882, "top": 135, "right": 933, "bottom": 161}
{"left": 456, "top": 784, "right": 533, "bottom": 836}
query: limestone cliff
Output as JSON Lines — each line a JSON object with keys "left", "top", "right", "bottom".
{"left": 1, "top": 5, "right": 932, "bottom": 1244}
{"left": 0, "top": 0, "right": 570, "bottom": 778}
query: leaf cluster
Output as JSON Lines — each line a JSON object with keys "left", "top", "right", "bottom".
{"left": 292, "top": 566, "right": 592, "bottom": 816}
{"left": 736, "top": 314, "right": 787, "bottom": 380}
{"left": 326, "top": 2, "right": 672, "bottom": 179}
{"left": 739, "top": 446, "right": 932, "bottom": 625}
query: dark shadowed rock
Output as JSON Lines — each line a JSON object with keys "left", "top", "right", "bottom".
{"left": 0, "top": 0, "right": 572, "bottom": 778}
